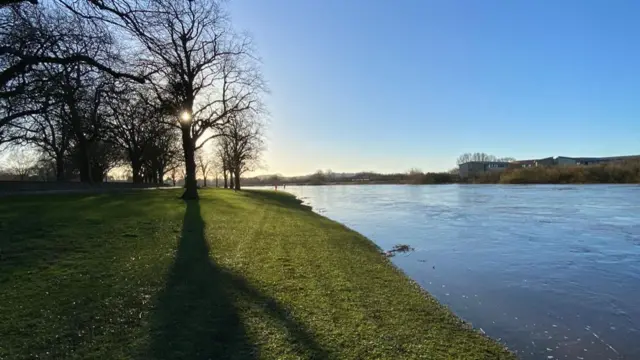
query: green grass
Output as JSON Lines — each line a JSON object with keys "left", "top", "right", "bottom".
{"left": 0, "top": 189, "right": 513, "bottom": 359}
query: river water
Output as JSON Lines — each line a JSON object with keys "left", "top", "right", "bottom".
{"left": 282, "top": 185, "right": 640, "bottom": 360}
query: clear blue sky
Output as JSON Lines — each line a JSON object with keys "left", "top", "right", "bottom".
{"left": 229, "top": 0, "right": 640, "bottom": 175}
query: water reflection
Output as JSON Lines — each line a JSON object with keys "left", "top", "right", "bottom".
{"left": 285, "top": 184, "right": 640, "bottom": 359}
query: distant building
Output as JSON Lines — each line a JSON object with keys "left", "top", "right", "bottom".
{"left": 459, "top": 154, "right": 640, "bottom": 179}
{"left": 458, "top": 161, "right": 510, "bottom": 179}
{"left": 556, "top": 155, "right": 640, "bottom": 166}
{"left": 509, "top": 157, "right": 555, "bottom": 168}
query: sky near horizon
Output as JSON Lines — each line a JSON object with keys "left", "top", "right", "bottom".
{"left": 228, "top": 0, "right": 640, "bottom": 176}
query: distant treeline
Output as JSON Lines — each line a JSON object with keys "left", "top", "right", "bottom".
{"left": 242, "top": 169, "right": 459, "bottom": 186}
{"left": 243, "top": 161, "right": 640, "bottom": 186}
{"left": 472, "top": 161, "right": 640, "bottom": 184}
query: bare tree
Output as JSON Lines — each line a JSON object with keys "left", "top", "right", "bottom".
{"left": 17, "top": 97, "right": 72, "bottom": 180}
{"left": 457, "top": 153, "right": 494, "bottom": 164}
{"left": 4, "top": 148, "right": 37, "bottom": 180}
{"left": 168, "top": 165, "right": 183, "bottom": 186}
{"left": 107, "top": 87, "right": 148, "bottom": 183}
{"left": 3, "top": 0, "right": 266, "bottom": 189}
{"left": 32, "top": 155, "right": 57, "bottom": 180}
{"left": 457, "top": 153, "right": 514, "bottom": 165}
{"left": 325, "top": 169, "right": 335, "bottom": 182}
{"left": 195, "top": 149, "right": 213, "bottom": 187}
{"left": 406, "top": 168, "right": 424, "bottom": 184}
{"left": 62, "top": 67, "right": 117, "bottom": 183}
{"left": 216, "top": 132, "right": 232, "bottom": 188}
{"left": 65, "top": 0, "right": 265, "bottom": 199}
{"left": 144, "top": 126, "right": 181, "bottom": 184}
{"left": 1, "top": 3, "right": 144, "bottom": 153}
{"left": 10, "top": 52, "right": 76, "bottom": 180}
{"left": 309, "top": 170, "right": 326, "bottom": 185}
{"left": 2, "top": 4, "right": 132, "bottom": 182}
{"left": 0, "top": 2, "right": 143, "bottom": 100}
{"left": 105, "top": 86, "right": 179, "bottom": 183}
{"left": 220, "top": 112, "right": 264, "bottom": 190}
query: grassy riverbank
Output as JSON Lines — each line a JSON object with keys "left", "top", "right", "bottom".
{"left": 0, "top": 189, "right": 513, "bottom": 359}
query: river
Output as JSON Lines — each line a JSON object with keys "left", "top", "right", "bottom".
{"left": 281, "top": 184, "right": 640, "bottom": 359}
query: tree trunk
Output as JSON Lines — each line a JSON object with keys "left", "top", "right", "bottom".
{"left": 79, "top": 159, "right": 91, "bottom": 182}
{"left": 203, "top": 177, "right": 207, "bottom": 187}
{"left": 215, "top": 176, "right": 218, "bottom": 188}
{"left": 55, "top": 154, "right": 65, "bottom": 181}
{"left": 234, "top": 168, "right": 241, "bottom": 190}
{"left": 91, "top": 164, "right": 104, "bottom": 183}
{"left": 77, "top": 138, "right": 92, "bottom": 183}
{"left": 229, "top": 171, "right": 234, "bottom": 190}
{"left": 181, "top": 126, "right": 198, "bottom": 199}
{"left": 223, "top": 169, "right": 228, "bottom": 189}
{"left": 132, "top": 162, "right": 143, "bottom": 184}
{"left": 157, "top": 167, "right": 164, "bottom": 185}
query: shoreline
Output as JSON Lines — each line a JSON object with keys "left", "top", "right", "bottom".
{"left": 287, "top": 190, "right": 514, "bottom": 354}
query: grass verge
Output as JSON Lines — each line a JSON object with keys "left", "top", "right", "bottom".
{"left": 0, "top": 189, "right": 513, "bottom": 359}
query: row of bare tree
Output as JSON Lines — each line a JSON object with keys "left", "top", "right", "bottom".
{"left": 456, "top": 153, "right": 515, "bottom": 165}
{"left": 1, "top": 0, "right": 266, "bottom": 198}
{"left": 193, "top": 112, "right": 264, "bottom": 191}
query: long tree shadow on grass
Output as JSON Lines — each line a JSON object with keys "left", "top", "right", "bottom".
{"left": 150, "top": 200, "right": 330, "bottom": 359}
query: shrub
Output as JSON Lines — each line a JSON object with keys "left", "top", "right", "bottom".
{"left": 471, "top": 171, "right": 502, "bottom": 184}
{"left": 498, "top": 161, "right": 640, "bottom": 184}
